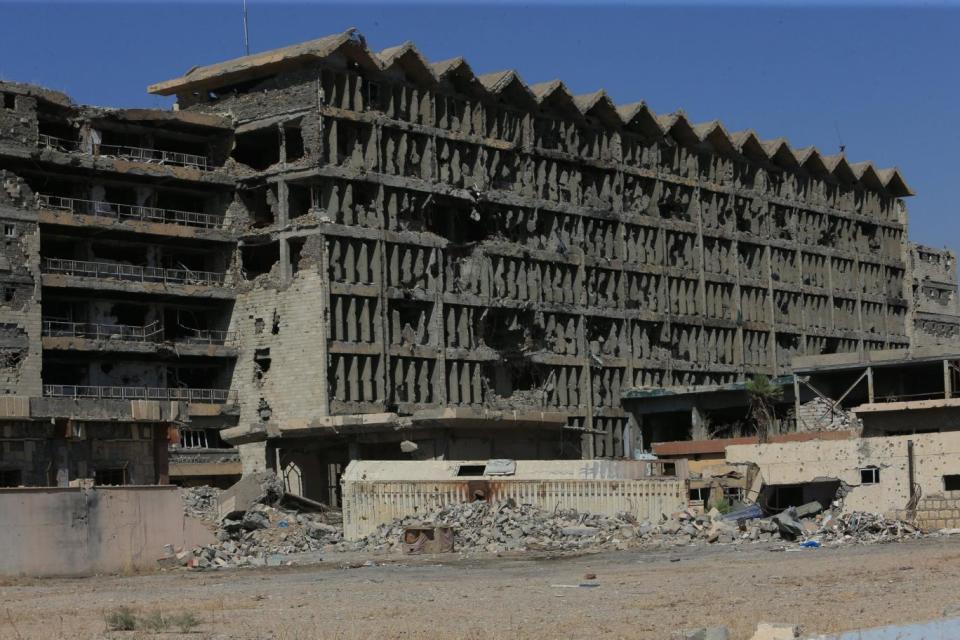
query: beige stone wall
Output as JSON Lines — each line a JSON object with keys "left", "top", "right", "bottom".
{"left": 229, "top": 270, "right": 329, "bottom": 431}
{"left": 0, "top": 485, "right": 213, "bottom": 577}
{"left": 895, "top": 494, "right": 960, "bottom": 531}
{"left": 726, "top": 432, "right": 960, "bottom": 523}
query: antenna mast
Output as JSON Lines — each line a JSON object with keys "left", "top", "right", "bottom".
{"left": 243, "top": 0, "right": 250, "bottom": 55}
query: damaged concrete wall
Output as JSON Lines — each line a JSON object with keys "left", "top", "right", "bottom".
{"left": 162, "top": 39, "right": 929, "bottom": 457}
{"left": 726, "top": 432, "right": 960, "bottom": 520}
{"left": 907, "top": 242, "right": 960, "bottom": 348}
{"left": 0, "top": 170, "right": 41, "bottom": 396}
{"left": 0, "top": 485, "right": 213, "bottom": 576}
{"left": 229, "top": 264, "right": 329, "bottom": 433}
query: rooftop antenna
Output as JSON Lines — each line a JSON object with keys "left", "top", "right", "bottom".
{"left": 243, "top": 0, "right": 251, "bottom": 56}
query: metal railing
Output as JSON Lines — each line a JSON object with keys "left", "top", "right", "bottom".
{"left": 180, "top": 328, "right": 236, "bottom": 345}
{"left": 42, "top": 257, "right": 226, "bottom": 287}
{"left": 37, "top": 133, "right": 209, "bottom": 170}
{"left": 37, "top": 194, "right": 224, "bottom": 230}
{"left": 43, "top": 384, "right": 235, "bottom": 403}
{"left": 42, "top": 319, "right": 235, "bottom": 346}
{"left": 43, "top": 319, "right": 163, "bottom": 342}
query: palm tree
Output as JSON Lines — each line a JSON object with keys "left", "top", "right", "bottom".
{"left": 745, "top": 374, "right": 783, "bottom": 443}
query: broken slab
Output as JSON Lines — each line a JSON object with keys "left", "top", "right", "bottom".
{"left": 218, "top": 471, "right": 285, "bottom": 520}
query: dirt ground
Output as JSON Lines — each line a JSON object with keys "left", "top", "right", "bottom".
{"left": 3, "top": 537, "right": 960, "bottom": 640}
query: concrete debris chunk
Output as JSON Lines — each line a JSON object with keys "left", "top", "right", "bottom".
{"left": 749, "top": 622, "right": 801, "bottom": 640}
{"left": 773, "top": 508, "right": 804, "bottom": 540}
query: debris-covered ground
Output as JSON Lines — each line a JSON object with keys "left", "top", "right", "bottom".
{"left": 6, "top": 537, "right": 960, "bottom": 639}
{"left": 178, "top": 479, "right": 924, "bottom": 570}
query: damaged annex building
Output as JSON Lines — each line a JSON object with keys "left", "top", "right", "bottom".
{"left": 0, "top": 29, "right": 956, "bottom": 504}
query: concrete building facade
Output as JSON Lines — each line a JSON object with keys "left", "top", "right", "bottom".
{"left": 0, "top": 30, "right": 955, "bottom": 499}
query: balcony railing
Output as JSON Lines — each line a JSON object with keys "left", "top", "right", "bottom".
{"left": 37, "top": 133, "right": 209, "bottom": 170}
{"left": 43, "top": 384, "right": 235, "bottom": 403}
{"left": 37, "top": 194, "right": 224, "bottom": 230}
{"left": 42, "top": 258, "right": 227, "bottom": 287}
{"left": 42, "top": 319, "right": 236, "bottom": 346}
{"left": 180, "top": 328, "right": 236, "bottom": 345}
{"left": 43, "top": 319, "right": 164, "bottom": 342}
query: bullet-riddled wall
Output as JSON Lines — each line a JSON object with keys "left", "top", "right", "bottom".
{"left": 146, "top": 30, "right": 926, "bottom": 458}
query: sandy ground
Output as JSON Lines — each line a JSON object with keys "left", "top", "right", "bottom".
{"left": 3, "top": 538, "right": 960, "bottom": 640}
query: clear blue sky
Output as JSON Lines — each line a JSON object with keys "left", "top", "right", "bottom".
{"left": 2, "top": 1, "right": 957, "bottom": 249}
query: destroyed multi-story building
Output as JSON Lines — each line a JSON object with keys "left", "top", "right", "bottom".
{"left": 0, "top": 29, "right": 955, "bottom": 499}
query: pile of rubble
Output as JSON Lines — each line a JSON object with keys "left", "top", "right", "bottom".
{"left": 171, "top": 478, "right": 923, "bottom": 569}
{"left": 190, "top": 504, "right": 342, "bottom": 569}
{"left": 171, "top": 473, "right": 345, "bottom": 570}
{"left": 180, "top": 485, "right": 220, "bottom": 522}
{"left": 338, "top": 499, "right": 923, "bottom": 555}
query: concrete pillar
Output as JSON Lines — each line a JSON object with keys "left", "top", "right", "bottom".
{"left": 238, "top": 441, "right": 272, "bottom": 475}
{"left": 691, "top": 405, "right": 709, "bottom": 441}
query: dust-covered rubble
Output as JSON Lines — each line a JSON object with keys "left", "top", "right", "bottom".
{"left": 173, "top": 480, "right": 926, "bottom": 570}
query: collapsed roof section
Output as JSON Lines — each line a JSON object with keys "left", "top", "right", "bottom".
{"left": 148, "top": 28, "right": 913, "bottom": 197}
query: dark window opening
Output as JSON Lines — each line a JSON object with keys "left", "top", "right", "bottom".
{"left": 232, "top": 127, "right": 280, "bottom": 171}
{"left": 389, "top": 300, "right": 432, "bottom": 346}
{"left": 96, "top": 467, "right": 126, "bottom": 486}
{"left": 289, "top": 238, "right": 305, "bottom": 274}
{"left": 689, "top": 487, "right": 709, "bottom": 502}
{"left": 456, "top": 464, "right": 486, "bottom": 477}
{"left": 4, "top": 224, "right": 15, "bottom": 238}
{"left": 284, "top": 124, "right": 305, "bottom": 162}
{"left": 2, "top": 93, "right": 15, "bottom": 110}
{"left": 481, "top": 309, "right": 537, "bottom": 354}
{"left": 240, "top": 185, "right": 276, "bottom": 228}
{"left": 271, "top": 310, "right": 280, "bottom": 335}
{"left": 254, "top": 348, "right": 271, "bottom": 376}
{"left": 167, "top": 365, "right": 220, "bottom": 389}
{"left": 41, "top": 361, "right": 85, "bottom": 386}
{"left": 3, "top": 288, "right": 15, "bottom": 303}
{"left": 37, "top": 118, "right": 78, "bottom": 144}
{"left": 0, "top": 469, "right": 22, "bottom": 487}
{"left": 945, "top": 475, "right": 960, "bottom": 491}
{"left": 90, "top": 241, "right": 146, "bottom": 266}
{"left": 288, "top": 183, "right": 311, "bottom": 220}
{"left": 860, "top": 466, "right": 880, "bottom": 485}
{"left": 365, "top": 82, "right": 381, "bottom": 110}
{"left": 111, "top": 303, "right": 148, "bottom": 326}
{"left": 154, "top": 190, "right": 206, "bottom": 214}
{"left": 241, "top": 242, "right": 280, "bottom": 279}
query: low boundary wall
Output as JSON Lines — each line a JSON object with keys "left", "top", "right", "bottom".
{"left": 0, "top": 485, "right": 213, "bottom": 577}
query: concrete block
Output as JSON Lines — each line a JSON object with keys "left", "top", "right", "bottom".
{"left": 749, "top": 622, "right": 799, "bottom": 640}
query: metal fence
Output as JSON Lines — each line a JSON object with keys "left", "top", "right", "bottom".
{"left": 42, "top": 258, "right": 226, "bottom": 287}
{"left": 37, "top": 194, "right": 224, "bottom": 230}
{"left": 43, "top": 385, "right": 235, "bottom": 403}
{"left": 37, "top": 133, "right": 209, "bottom": 170}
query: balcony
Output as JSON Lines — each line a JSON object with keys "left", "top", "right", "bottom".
{"left": 42, "top": 257, "right": 227, "bottom": 287}
{"left": 43, "top": 384, "right": 236, "bottom": 404}
{"left": 42, "top": 319, "right": 235, "bottom": 346}
{"left": 38, "top": 133, "right": 209, "bottom": 170}
{"left": 37, "top": 194, "right": 224, "bottom": 230}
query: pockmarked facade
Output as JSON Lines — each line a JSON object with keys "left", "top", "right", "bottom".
{"left": 0, "top": 29, "right": 954, "bottom": 500}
